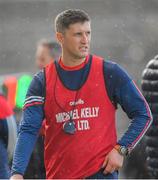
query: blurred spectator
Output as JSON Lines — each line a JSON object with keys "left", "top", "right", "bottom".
{"left": 0, "top": 87, "right": 17, "bottom": 179}
{"left": 141, "top": 55, "right": 158, "bottom": 178}
{"left": 24, "top": 39, "right": 61, "bottom": 179}
{"left": 36, "top": 39, "right": 61, "bottom": 69}
{"left": 122, "top": 141, "right": 149, "bottom": 178}
{"left": 36, "top": 39, "right": 61, "bottom": 136}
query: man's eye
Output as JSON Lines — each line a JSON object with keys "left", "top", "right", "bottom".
{"left": 75, "top": 33, "right": 81, "bottom": 36}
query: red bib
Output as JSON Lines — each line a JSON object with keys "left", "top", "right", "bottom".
{"left": 44, "top": 55, "right": 116, "bottom": 179}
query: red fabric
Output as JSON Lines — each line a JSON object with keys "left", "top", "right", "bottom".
{"left": 59, "top": 55, "right": 89, "bottom": 70}
{"left": 0, "top": 94, "right": 14, "bottom": 119}
{"left": 44, "top": 55, "right": 116, "bottom": 179}
{"left": 39, "top": 119, "right": 46, "bottom": 136}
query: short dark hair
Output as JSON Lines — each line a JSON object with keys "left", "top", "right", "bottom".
{"left": 37, "top": 39, "right": 61, "bottom": 60}
{"left": 55, "top": 9, "right": 90, "bottom": 33}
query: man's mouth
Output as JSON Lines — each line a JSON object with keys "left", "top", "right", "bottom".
{"left": 80, "top": 46, "right": 88, "bottom": 51}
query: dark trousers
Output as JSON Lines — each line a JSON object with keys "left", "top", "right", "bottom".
{"left": 0, "top": 139, "right": 10, "bottom": 179}
{"left": 86, "top": 169, "right": 118, "bottom": 179}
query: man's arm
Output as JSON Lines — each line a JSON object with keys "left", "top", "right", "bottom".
{"left": 104, "top": 61, "right": 152, "bottom": 150}
{"left": 102, "top": 61, "right": 152, "bottom": 174}
{"left": 11, "top": 71, "right": 45, "bottom": 178}
{"left": 116, "top": 80, "right": 152, "bottom": 149}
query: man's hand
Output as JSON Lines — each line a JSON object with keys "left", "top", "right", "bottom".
{"left": 10, "top": 174, "right": 24, "bottom": 180}
{"left": 102, "top": 148, "right": 124, "bottom": 174}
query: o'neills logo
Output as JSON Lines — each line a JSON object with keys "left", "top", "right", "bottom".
{"left": 69, "top": 99, "right": 84, "bottom": 106}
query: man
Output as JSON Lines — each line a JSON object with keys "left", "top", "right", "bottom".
{"left": 36, "top": 39, "right": 61, "bottom": 136}
{"left": 36, "top": 39, "right": 61, "bottom": 135}
{"left": 36, "top": 39, "right": 61, "bottom": 137}
{"left": 36, "top": 39, "right": 61, "bottom": 69}
{"left": 24, "top": 39, "right": 61, "bottom": 179}
{"left": 11, "top": 9, "right": 152, "bottom": 179}
{"left": 141, "top": 55, "right": 158, "bottom": 178}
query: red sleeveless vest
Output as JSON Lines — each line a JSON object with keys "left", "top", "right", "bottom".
{"left": 44, "top": 55, "right": 116, "bottom": 179}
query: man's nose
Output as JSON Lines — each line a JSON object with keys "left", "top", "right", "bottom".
{"left": 81, "top": 33, "right": 89, "bottom": 44}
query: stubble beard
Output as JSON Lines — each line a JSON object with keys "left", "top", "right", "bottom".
{"left": 72, "top": 50, "right": 89, "bottom": 60}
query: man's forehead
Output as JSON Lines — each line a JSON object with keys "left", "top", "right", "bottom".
{"left": 67, "top": 21, "right": 91, "bottom": 31}
{"left": 37, "top": 45, "right": 49, "bottom": 54}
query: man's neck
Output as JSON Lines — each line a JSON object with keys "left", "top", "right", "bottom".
{"left": 61, "top": 55, "right": 86, "bottom": 67}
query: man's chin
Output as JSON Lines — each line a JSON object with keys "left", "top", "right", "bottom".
{"left": 79, "top": 52, "right": 89, "bottom": 58}
{"left": 73, "top": 52, "right": 89, "bottom": 59}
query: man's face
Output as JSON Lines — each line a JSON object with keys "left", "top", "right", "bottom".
{"left": 36, "top": 45, "right": 52, "bottom": 69}
{"left": 60, "top": 21, "right": 91, "bottom": 60}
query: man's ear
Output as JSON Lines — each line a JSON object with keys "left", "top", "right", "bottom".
{"left": 56, "top": 32, "right": 64, "bottom": 44}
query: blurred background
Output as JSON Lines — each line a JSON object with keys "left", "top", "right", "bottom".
{"left": 1, "top": 0, "right": 158, "bottom": 77}
{"left": 0, "top": 0, "right": 158, "bottom": 178}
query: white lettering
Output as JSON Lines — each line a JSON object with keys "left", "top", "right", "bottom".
{"left": 56, "top": 109, "right": 80, "bottom": 123}
{"left": 56, "top": 112, "right": 70, "bottom": 123}
{"left": 94, "top": 107, "right": 99, "bottom": 117}
{"left": 77, "top": 120, "right": 90, "bottom": 131}
{"left": 81, "top": 107, "right": 99, "bottom": 118}
{"left": 72, "top": 109, "right": 80, "bottom": 119}
{"left": 55, "top": 107, "right": 99, "bottom": 123}
{"left": 69, "top": 99, "right": 84, "bottom": 106}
